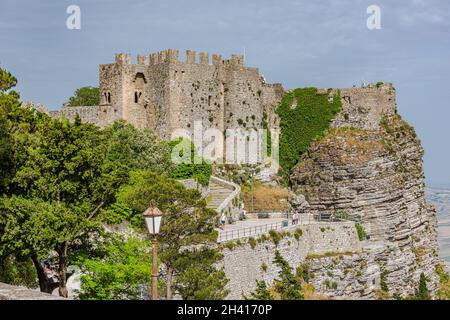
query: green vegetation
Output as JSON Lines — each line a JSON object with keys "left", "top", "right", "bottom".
{"left": 416, "top": 273, "right": 430, "bottom": 300}
{"left": 355, "top": 223, "right": 367, "bottom": 241}
{"left": 276, "top": 88, "right": 341, "bottom": 175}
{"left": 169, "top": 138, "right": 212, "bottom": 186}
{"left": 376, "top": 81, "right": 384, "bottom": 88}
{"left": 262, "top": 112, "right": 272, "bottom": 156}
{"left": 0, "top": 67, "right": 227, "bottom": 300}
{"left": 248, "top": 237, "right": 257, "bottom": 249}
{"left": 248, "top": 250, "right": 303, "bottom": 300}
{"left": 296, "top": 263, "right": 311, "bottom": 283}
{"left": 77, "top": 235, "right": 153, "bottom": 300}
{"left": 244, "top": 280, "right": 273, "bottom": 300}
{"left": 380, "top": 270, "right": 389, "bottom": 292}
{"left": 261, "top": 262, "right": 268, "bottom": 272}
{"left": 436, "top": 264, "right": 450, "bottom": 300}
{"left": 65, "top": 86, "right": 100, "bottom": 106}
{"left": 269, "top": 230, "right": 281, "bottom": 246}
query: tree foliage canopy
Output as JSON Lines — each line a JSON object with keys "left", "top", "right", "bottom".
{"left": 65, "top": 86, "right": 100, "bottom": 107}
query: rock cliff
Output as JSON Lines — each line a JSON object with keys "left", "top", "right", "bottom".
{"left": 290, "top": 88, "right": 440, "bottom": 298}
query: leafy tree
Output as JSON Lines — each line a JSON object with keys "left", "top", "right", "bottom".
{"left": 0, "top": 116, "right": 111, "bottom": 297}
{"left": 0, "top": 67, "right": 21, "bottom": 193}
{"left": 169, "top": 138, "right": 212, "bottom": 186}
{"left": 0, "top": 195, "right": 101, "bottom": 296}
{"left": 172, "top": 248, "right": 229, "bottom": 300}
{"left": 77, "top": 235, "right": 153, "bottom": 300}
{"left": 0, "top": 254, "right": 37, "bottom": 288}
{"left": 117, "top": 170, "right": 226, "bottom": 299}
{"left": 65, "top": 86, "right": 100, "bottom": 106}
{"left": 416, "top": 273, "right": 430, "bottom": 300}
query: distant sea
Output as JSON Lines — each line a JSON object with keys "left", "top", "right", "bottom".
{"left": 426, "top": 187, "right": 450, "bottom": 270}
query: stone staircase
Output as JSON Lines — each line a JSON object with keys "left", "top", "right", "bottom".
{"left": 207, "top": 180, "right": 233, "bottom": 210}
{"left": 206, "top": 176, "right": 241, "bottom": 221}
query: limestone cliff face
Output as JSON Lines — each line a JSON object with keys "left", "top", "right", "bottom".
{"left": 290, "top": 88, "right": 440, "bottom": 298}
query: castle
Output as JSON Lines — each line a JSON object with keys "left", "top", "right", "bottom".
{"left": 50, "top": 49, "right": 284, "bottom": 141}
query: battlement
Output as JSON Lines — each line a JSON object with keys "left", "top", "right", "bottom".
{"left": 114, "top": 49, "right": 246, "bottom": 68}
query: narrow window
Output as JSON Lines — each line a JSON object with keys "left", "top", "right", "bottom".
{"left": 208, "top": 95, "right": 212, "bottom": 106}
{"left": 135, "top": 92, "right": 139, "bottom": 103}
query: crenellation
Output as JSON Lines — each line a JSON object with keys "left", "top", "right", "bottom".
{"left": 212, "top": 54, "right": 222, "bottom": 66}
{"left": 186, "top": 50, "right": 196, "bottom": 63}
{"left": 157, "top": 50, "right": 167, "bottom": 63}
{"left": 115, "top": 53, "right": 131, "bottom": 65}
{"left": 166, "top": 49, "right": 179, "bottom": 62}
{"left": 137, "top": 54, "right": 149, "bottom": 65}
{"left": 231, "top": 54, "right": 244, "bottom": 67}
{"left": 199, "top": 52, "right": 209, "bottom": 65}
{"left": 149, "top": 52, "right": 158, "bottom": 65}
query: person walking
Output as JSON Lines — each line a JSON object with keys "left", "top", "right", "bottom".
{"left": 220, "top": 213, "right": 226, "bottom": 230}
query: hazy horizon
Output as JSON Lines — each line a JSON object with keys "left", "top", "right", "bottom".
{"left": 1, "top": 0, "right": 449, "bottom": 187}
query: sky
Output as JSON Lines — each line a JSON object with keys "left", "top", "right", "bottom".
{"left": 0, "top": 0, "right": 449, "bottom": 187}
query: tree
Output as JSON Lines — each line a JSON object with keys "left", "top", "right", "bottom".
{"left": 272, "top": 250, "right": 303, "bottom": 300}
{"left": 172, "top": 248, "right": 229, "bottom": 300}
{"left": 169, "top": 138, "right": 212, "bottom": 186}
{"left": 0, "top": 254, "right": 37, "bottom": 288}
{"left": 244, "top": 280, "right": 273, "bottom": 300}
{"left": 0, "top": 195, "right": 101, "bottom": 296}
{"left": 0, "top": 67, "right": 20, "bottom": 193}
{"left": 0, "top": 116, "right": 110, "bottom": 297}
{"left": 246, "top": 250, "right": 303, "bottom": 300}
{"left": 117, "top": 170, "right": 227, "bottom": 299}
{"left": 416, "top": 273, "right": 430, "bottom": 300}
{"left": 77, "top": 235, "right": 153, "bottom": 300}
{"left": 65, "top": 86, "right": 100, "bottom": 106}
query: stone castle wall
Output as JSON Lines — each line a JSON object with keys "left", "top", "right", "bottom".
{"left": 221, "top": 222, "right": 361, "bottom": 299}
{"left": 97, "top": 50, "right": 284, "bottom": 142}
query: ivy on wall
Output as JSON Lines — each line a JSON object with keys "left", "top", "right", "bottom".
{"left": 169, "top": 138, "right": 212, "bottom": 186}
{"left": 276, "top": 88, "right": 342, "bottom": 174}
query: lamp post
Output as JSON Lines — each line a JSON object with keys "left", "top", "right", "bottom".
{"left": 143, "top": 205, "right": 163, "bottom": 300}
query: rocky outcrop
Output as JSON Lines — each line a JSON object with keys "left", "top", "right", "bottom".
{"left": 0, "top": 283, "right": 66, "bottom": 300}
{"left": 290, "top": 106, "right": 440, "bottom": 298}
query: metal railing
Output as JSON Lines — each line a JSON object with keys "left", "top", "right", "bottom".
{"left": 218, "top": 221, "right": 290, "bottom": 242}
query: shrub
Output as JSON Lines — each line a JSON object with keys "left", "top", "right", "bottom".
{"left": 380, "top": 270, "right": 389, "bottom": 292}
{"left": 225, "top": 241, "right": 235, "bottom": 251}
{"left": 376, "top": 81, "right": 384, "bottom": 88}
{"left": 355, "top": 223, "right": 366, "bottom": 241}
{"left": 261, "top": 263, "right": 268, "bottom": 272}
{"left": 248, "top": 237, "right": 257, "bottom": 249}
{"left": 269, "top": 230, "right": 281, "bottom": 246}
{"left": 417, "top": 273, "right": 430, "bottom": 300}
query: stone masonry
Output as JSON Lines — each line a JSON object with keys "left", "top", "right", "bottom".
{"left": 50, "top": 50, "right": 284, "bottom": 142}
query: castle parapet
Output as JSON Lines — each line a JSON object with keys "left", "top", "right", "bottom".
{"left": 231, "top": 54, "right": 244, "bottom": 67}
{"left": 186, "top": 50, "right": 196, "bottom": 63}
{"left": 212, "top": 54, "right": 222, "bottom": 66}
{"left": 199, "top": 52, "right": 209, "bottom": 65}
{"left": 137, "top": 54, "right": 149, "bottom": 65}
{"left": 115, "top": 53, "right": 131, "bottom": 65}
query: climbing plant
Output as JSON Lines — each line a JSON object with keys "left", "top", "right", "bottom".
{"left": 276, "top": 88, "right": 342, "bottom": 175}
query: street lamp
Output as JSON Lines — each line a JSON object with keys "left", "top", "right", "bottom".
{"left": 143, "top": 205, "right": 163, "bottom": 300}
